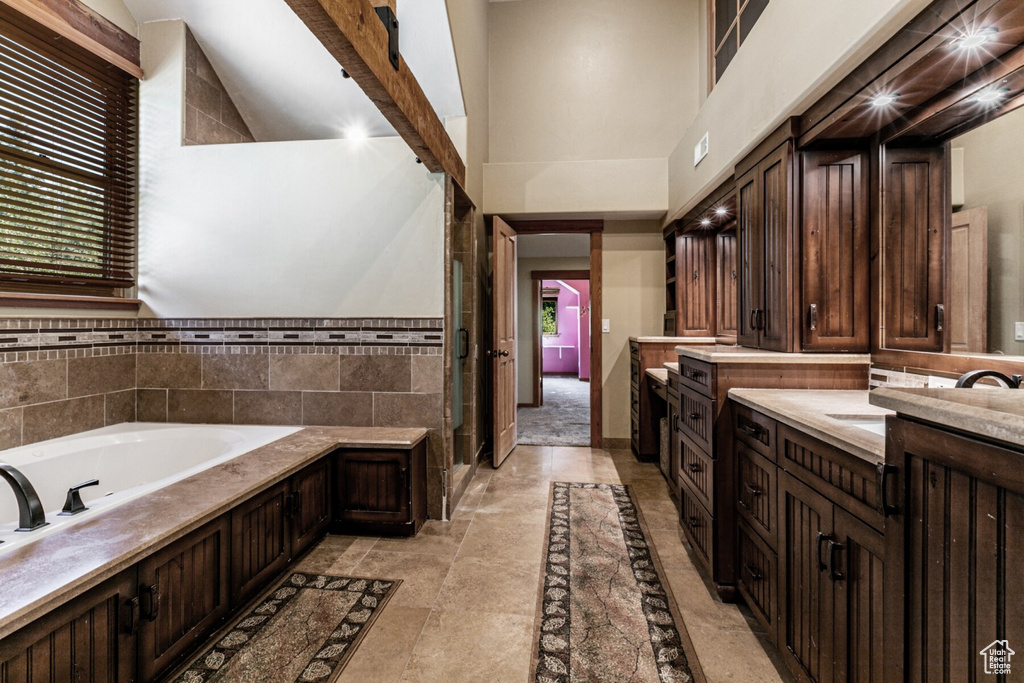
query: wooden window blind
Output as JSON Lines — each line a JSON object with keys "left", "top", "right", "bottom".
{"left": 0, "top": 4, "right": 137, "bottom": 295}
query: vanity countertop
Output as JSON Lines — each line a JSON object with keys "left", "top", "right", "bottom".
{"left": 646, "top": 368, "right": 668, "bottom": 385}
{"left": 0, "top": 426, "right": 428, "bottom": 642}
{"left": 629, "top": 336, "right": 717, "bottom": 344}
{"left": 870, "top": 387, "right": 1024, "bottom": 449}
{"left": 664, "top": 362, "right": 679, "bottom": 375}
{"left": 675, "top": 344, "right": 872, "bottom": 365}
{"left": 729, "top": 389, "right": 893, "bottom": 463}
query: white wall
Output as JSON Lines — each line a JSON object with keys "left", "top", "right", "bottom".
{"left": 137, "top": 20, "right": 444, "bottom": 318}
{"left": 83, "top": 0, "right": 138, "bottom": 37}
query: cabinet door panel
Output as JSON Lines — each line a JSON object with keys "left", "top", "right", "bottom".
{"left": 737, "top": 520, "right": 777, "bottom": 643}
{"left": 802, "top": 150, "right": 869, "bottom": 351}
{"left": 677, "top": 232, "right": 715, "bottom": 336}
{"left": 760, "top": 145, "right": 793, "bottom": 352}
{"left": 231, "top": 481, "right": 290, "bottom": 607}
{"left": 290, "top": 458, "right": 331, "bottom": 558}
{"left": 335, "top": 449, "right": 410, "bottom": 524}
{"left": 881, "top": 146, "right": 946, "bottom": 352}
{"left": 668, "top": 400, "right": 680, "bottom": 489}
{"left": 138, "top": 516, "right": 230, "bottom": 682}
{"left": 737, "top": 168, "right": 761, "bottom": 347}
{"left": 779, "top": 473, "right": 835, "bottom": 683}
{"left": 0, "top": 572, "right": 137, "bottom": 683}
{"left": 716, "top": 229, "right": 738, "bottom": 340}
{"left": 833, "top": 506, "right": 884, "bottom": 683}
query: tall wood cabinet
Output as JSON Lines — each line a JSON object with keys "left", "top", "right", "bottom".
{"left": 676, "top": 232, "right": 716, "bottom": 337}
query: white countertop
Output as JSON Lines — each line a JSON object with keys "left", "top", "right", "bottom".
{"left": 869, "top": 387, "right": 1024, "bottom": 449}
{"left": 676, "top": 344, "right": 872, "bottom": 365}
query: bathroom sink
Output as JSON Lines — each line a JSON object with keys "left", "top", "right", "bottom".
{"left": 826, "top": 415, "right": 887, "bottom": 437}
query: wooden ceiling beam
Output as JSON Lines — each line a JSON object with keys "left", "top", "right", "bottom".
{"left": 284, "top": 0, "right": 466, "bottom": 187}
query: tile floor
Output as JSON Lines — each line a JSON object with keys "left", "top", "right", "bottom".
{"left": 293, "top": 445, "right": 791, "bottom": 682}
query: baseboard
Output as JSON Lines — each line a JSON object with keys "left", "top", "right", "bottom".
{"left": 517, "top": 402, "right": 540, "bottom": 408}
{"left": 603, "top": 438, "right": 630, "bottom": 449}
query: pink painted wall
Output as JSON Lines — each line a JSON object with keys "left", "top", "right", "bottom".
{"left": 541, "top": 279, "right": 590, "bottom": 378}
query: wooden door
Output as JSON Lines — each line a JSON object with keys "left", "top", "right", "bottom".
{"left": 759, "top": 144, "right": 794, "bottom": 352}
{"left": 289, "top": 457, "right": 331, "bottom": 559}
{"left": 716, "top": 228, "right": 738, "bottom": 340}
{"left": 137, "top": 516, "right": 230, "bottom": 682}
{"left": 677, "top": 232, "right": 715, "bottom": 336}
{"left": 881, "top": 146, "right": 947, "bottom": 352}
{"left": 0, "top": 571, "right": 137, "bottom": 682}
{"left": 883, "top": 418, "right": 1024, "bottom": 683}
{"left": 230, "top": 481, "right": 290, "bottom": 607}
{"left": 737, "top": 167, "right": 762, "bottom": 347}
{"left": 802, "top": 150, "right": 870, "bottom": 352}
{"left": 492, "top": 216, "right": 518, "bottom": 466}
{"left": 779, "top": 472, "right": 836, "bottom": 682}
{"left": 949, "top": 207, "right": 988, "bottom": 353}
{"left": 831, "top": 505, "right": 884, "bottom": 683}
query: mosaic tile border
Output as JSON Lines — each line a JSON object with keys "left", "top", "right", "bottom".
{"left": 0, "top": 318, "right": 443, "bottom": 361}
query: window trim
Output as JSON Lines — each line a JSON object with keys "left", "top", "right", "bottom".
{"left": 708, "top": 0, "right": 768, "bottom": 92}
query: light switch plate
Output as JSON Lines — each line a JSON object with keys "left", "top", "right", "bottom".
{"left": 602, "top": 319, "right": 611, "bottom": 334}
{"left": 1016, "top": 322, "right": 1024, "bottom": 341}
{"left": 928, "top": 375, "right": 957, "bottom": 388}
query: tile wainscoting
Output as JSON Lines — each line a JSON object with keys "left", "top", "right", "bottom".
{"left": 0, "top": 317, "right": 447, "bottom": 517}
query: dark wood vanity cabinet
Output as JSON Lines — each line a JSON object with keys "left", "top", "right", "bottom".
{"left": 137, "top": 516, "right": 231, "bottom": 682}
{"left": 716, "top": 229, "right": 738, "bottom": 342}
{"left": 737, "top": 140, "right": 796, "bottom": 352}
{"left": 333, "top": 443, "right": 427, "bottom": 536}
{"left": 883, "top": 417, "right": 1024, "bottom": 682}
{"left": 676, "top": 232, "right": 716, "bottom": 337}
{"left": 290, "top": 456, "right": 332, "bottom": 557}
{"left": 0, "top": 571, "right": 138, "bottom": 682}
{"left": 801, "top": 149, "right": 870, "bottom": 352}
{"left": 630, "top": 339, "right": 681, "bottom": 459}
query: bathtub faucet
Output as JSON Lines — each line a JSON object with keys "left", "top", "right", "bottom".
{"left": 0, "top": 463, "right": 47, "bottom": 532}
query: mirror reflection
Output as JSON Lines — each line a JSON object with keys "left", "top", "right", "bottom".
{"left": 950, "top": 104, "right": 1024, "bottom": 357}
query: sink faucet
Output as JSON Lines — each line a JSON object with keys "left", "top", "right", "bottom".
{"left": 955, "top": 370, "right": 1023, "bottom": 389}
{"left": 0, "top": 463, "right": 47, "bottom": 533}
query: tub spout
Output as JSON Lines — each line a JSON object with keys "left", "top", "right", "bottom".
{"left": 0, "top": 463, "right": 47, "bottom": 533}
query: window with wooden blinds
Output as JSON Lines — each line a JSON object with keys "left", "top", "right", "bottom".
{"left": 0, "top": 4, "right": 137, "bottom": 295}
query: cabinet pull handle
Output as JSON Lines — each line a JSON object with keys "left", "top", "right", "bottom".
{"left": 744, "top": 564, "right": 762, "bottom": 582}
{"left": 816, "top": 532, "right": 832, "bottom": 572}
{"left": 690, "top": 370, "right": 702, "bottom": 381}
{"left": 140, "top": 583, "right": 160, "bottom": 622}
{"left": 688, "top": 516, "right": 701, "bottom": 529}
{"left": 458, "top": 328, "right": 470, "bottom": 360}
{"left": 738, "top": 498, "right": 750, "bottom": 512}
{"left": 689, "top": 412, "right": 701, "bottom": 421}
{"left": 808, "top": 303, "right": 818, "bottom": 331}
{"left": 738, "top": 422, "right": 763, "bottom": 439}
{"left": 687, "top": 462, "right": 701, "bottom": 473}
{"left": 879, "top": 463, "right": 899, "bottom": 517}
{"left": 827, "top": 540, "right": 845, "bottom": 581}
{"left": 743, "top": 482, "right": 762, "bottom": 496}
{"left": 749, "top": 309, "right": 758, "bottom": 332}
{"left": 124, "top": 596, "right": 139, "bottom": 636}
{"left": 936, "top": 304, "right": 945, "bottom": 332}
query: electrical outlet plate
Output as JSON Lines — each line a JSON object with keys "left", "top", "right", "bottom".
{"left": 1015, "top": 322, "right": 1024, "bottom": 341}
{"left": 928, "top": 375, "right": 957, "bottom": 388}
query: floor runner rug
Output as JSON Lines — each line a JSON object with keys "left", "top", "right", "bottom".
{"left": 170, "top": 573, "right": 400, "bottom": 683}
{"left": 533, "top": 482, "right": 704, "bottom": 683}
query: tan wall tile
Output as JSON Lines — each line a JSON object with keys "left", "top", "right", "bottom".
{"left": 104, "top": 389, "right": 136, "bottom": 425}
{"left": 68, "top": 354, "right": 135, "bottom": 398}
{"left": 185, "top": 72, "right": 222, "bottom": 118}
{"left": 340, "top": 355, "right": 411, "bottom": 392}
{"left": 0, "top": 360, "right": 66, "bottom": 409}
{"left": 137, "top": 354, "right": 201, "bottom": 389}
{"left": 302, "top": 392, "right": 373, "bottom": 427}
{"left": 167, "top": 389, "right": 233, "bottom": 424}
{"left": 373, "top": 393, "right": 442, "bottom": 429}
{"left": 137, "top": 389, "right": 168, "bottom": 422}
{"left": 0, "top": 408, "right": 22, "bottom": 450}
{"left": 411, "top": 356, "right": 443, "bottom": 393}
{"left": 234, "top": 391, "right": 302, "bottom": 425}
{"left": 269, "top": 355, "right": 339, "bottom": 391}
{"left": 202, "top": 354, "right": 268, "bottom": 390}
{"left": 23, "top": 395, "right": 104, "bottom": 445}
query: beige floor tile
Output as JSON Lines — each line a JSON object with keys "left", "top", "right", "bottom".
{"left": 371, "top": 520, "right": 470, "bottom": 557}
{"left": 351, "top": 551, "right": 454, "bottom": 609}
{"left": 297, "top": 535, "right": 377, "bottom": 574}
{"left": 647, "top": 526, "right": 699, "bottom": 569}
{"left": 457, "top": 517, "right": 546, "bottom": 563}
{"left": 434, "top": 555, "right": 542, "bottom": 616}
{"left": 335, "top": 606, "right": 429, "bottom": 683}
{"left": 474, "top": 490, "right": 551, "bottom": 524}
{"left": 451, "top": 491, "right": 483, "bottom": 520}
{"left": 664, "top": 567, "right": 758, "bottom": 633}
{"left": 607, "top": 459, "right": 667, "bottom": 481}
{"left": 636, "top": 497, "right": 683, "bottom": 530}
{"left": 485, "top": 473, "right": 553, "bottom": 496}
{"left": 626, "top": 476, "right": 677, "bottom": 500}
{"left": 687, "top": 626, "right": 787, "bottom": 682}
{"left": 399, "top": 610, "right": 535, "bottom": 683}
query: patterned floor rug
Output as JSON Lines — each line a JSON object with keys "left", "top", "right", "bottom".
{"left": 518, "top": 376, "right": 590, "bottom": 446}
{"left": 533, "top": 483, "right": 704, "bottom": 683}
{"left": 170, "top": 573, "right": 400, "bottom": 683}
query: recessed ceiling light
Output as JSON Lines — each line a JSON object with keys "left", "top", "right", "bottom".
{"left": 715, "top": 206, "right": 728, "bottom": 216}
{"left": 956, "top": 28, "right": 997, "bottom": 50}
{"left": 700, "top": 218, "right": 712, "bottom": 228}
{"left": 974, "top": 88, "right": 1008, "bottom": 104}
{"left": 871, "top": 93, "right": 899, "bottom": 107}
{"left": 346, "top": 125, "right": 368, "bottom": 141}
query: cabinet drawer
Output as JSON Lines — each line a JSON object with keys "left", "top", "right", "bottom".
{"left": 678, "top": 358, "right": 714, "bottom": 397}
{"left": 629, "top": 341, "right": 640, "bottom": 360}
{"left": 679, "top": 484, "right": 714, "bottom": 572}
{"left": 679, "top": 432, "right": 714, "bottom": 511}
{"left": 630, "top": 386, "right": 640, "bottom": 414}
{"left": 679, "top": 389, "right": 715, "bottom": 455}
{"left": 630, "top": 358, "right": 641, "bottom": 389}
{"left": 737, "top": 520, "right": 777, "bottom": 642}
{"left": 667, "top": 366, "right": 680, "bottom": 394}
{"left": 734, "top": 403, "right": 776, "bottom": 461}
{"left": 737, "top": 443, "right": 777, "bottom": 546}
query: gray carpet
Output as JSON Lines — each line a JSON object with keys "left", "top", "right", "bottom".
{"left": 518, "top": 376, "right": 590, "bottom": 446}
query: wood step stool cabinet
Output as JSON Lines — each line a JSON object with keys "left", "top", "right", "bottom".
{"left": 332, "top": 441, "right": 427, "bottom": 536}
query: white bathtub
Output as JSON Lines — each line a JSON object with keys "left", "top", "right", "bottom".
{"left": 0, "top": 423, "right": 301, "bottom": 555}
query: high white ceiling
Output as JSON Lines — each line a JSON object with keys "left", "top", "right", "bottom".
{"left": 123, "top": 0, "right": 465, "bottom": 141}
